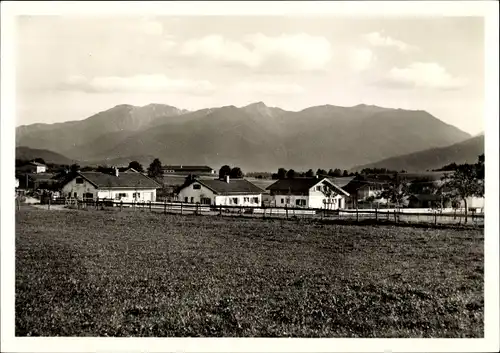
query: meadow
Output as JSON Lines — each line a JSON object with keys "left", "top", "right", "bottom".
{"left": 15, "top": 208, "right": 484, "bottom": 337}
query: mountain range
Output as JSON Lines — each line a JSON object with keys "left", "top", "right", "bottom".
{"left": 16, "top": 102, "right": 475, "bottom": 172}
{"left": 353, "top": 133, "right": 484, "bottom": 172}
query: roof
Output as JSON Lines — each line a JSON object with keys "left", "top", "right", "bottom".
{"left": 267, "top": 177, "right": 349, "bottom": 196}
{"left": 327, "top": 176, "right": 355, "bottom": 187}
{"left": 71, "top": 172, "right": 161, "bottom": 189}
{"left": 29, "top": 161, "right": 46, "bottom": 167}
{"left": 24, "top": 173, "right": 56, "bottom": 181}
{"left": 163, "top": 165, "right": 214, "bottom": 171}
{"left": 183, "top": 178, "right": 264, "bottom": 195}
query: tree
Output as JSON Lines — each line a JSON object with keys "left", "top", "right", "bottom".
{"left": 271, "top": 173, "right": 279, "bottom": 180}
{"left": 408, "top": 177, "right": 437, "bottom": 195}
{"left": 286, "top": 169, "right": 296, "bottom": 179}
{"left": 316, "top": 168, "right": 327, "bottom": 176}
{"left": 342, "top": 170, "right": 349, "bottom": 177}
{"left": 332, "top": 168, "right": 342, "bottom": 177}
{"left": 128, "top": 161, "right": 144, "bottom": 173}
{"left": 147, "top": 158, "right": 163, "bottom": 179}
{"left": 327, "top": 169, "right": 335, "bottom": 177}
{"left": 305, "top": 169, "right": 314, "bottom": 178}
{"left": 441, "top": 155, "right": 484, "bottom": 224}
{"left": 379, "top": 175, "right": 410, "bottom": 210}
{"left": 70, "top": 163, "right": 80, "bottom": 173}
{"left": 230, "top": 167, "right": 244, "bottom": 178}
{"left": 277, "top": 168, "right": 287, "bottom": 180}
{"left": 33, "top": 158, "right": 46, "bottom": 165}
{"left": 219, "top": 165, "right": 232, "bottom": 179}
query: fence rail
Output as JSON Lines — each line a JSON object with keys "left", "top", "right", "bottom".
{"left": 35, "top": 197, "right": 484, "bottom": 227}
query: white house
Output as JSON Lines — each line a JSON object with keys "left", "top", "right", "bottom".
{"left": 19, "top": 161, "right": 47, "bottom": 174}
{"left": 61, "top": 168, "right": 160, "bottom": 202}
{"left": 266, "top": 177, "right": 349, "bottom": 209}
{"left": 176, "top": 176, "right": 264, "bottom": 206}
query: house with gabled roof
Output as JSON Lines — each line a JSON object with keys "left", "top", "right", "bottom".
{"left": 176, "top": 175, "right": 264, "bottom": 206}
{"left": 60, "top": 168, "right": 161, "bottom": 202}
{"left": 266, "top": 176, "right": 349, "bottom": 209}
{"left": 163, "top": 165, "right": 216, "bottom": 175}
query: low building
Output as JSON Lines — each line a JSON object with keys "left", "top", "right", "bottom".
{"left": 17, "top": 161, "right": 47, "bottom": 174}
{"left": 176, "top": 176, "right": 264, "bottom": 206}
{"left": 60, "top": 168, "right": 160, "bottom": 202}
{"left": 266, "top": 177, "right": 349, "bottom": 209}
{"left": 407, "top": 194, "right": 447, "bottom": 209}
{"left": 163, "top": 165, "right": 216, "bottom": 175}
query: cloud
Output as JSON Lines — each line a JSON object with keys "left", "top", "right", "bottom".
{"left": 177, "top": 33, "right": 333, "bottom": 72}
{"left": 363, "top": 32, "right": 418, "bottom": 52}
{"left": 234, "top": 82, "right": 305, "bottom": 95}
{"left": 382, "top": 62, "right": 467, "bottom": 90}
{"left": 349, "top": 48, "right": 375, "bottom": 71}
{"left": 138, "top": 20, "right": 164, "bottom": 36}
{"left": 60, "top": 74, "right": 216, "bottom": 95}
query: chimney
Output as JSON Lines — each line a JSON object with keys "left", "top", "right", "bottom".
{"left": 225, "top": 175, "right": 230, "bottom": 183}
{"left": 114, "top": 167, "right": 119, "bottom": 177}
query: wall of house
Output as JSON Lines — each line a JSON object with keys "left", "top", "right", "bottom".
{"left": 214, "top": 194, "right": 262, "bottom": 206}
{"left": 96, "top": 188, "right": 156, "bottom": 202}
{"left": 177, "top": 182, "right": 217, "bottom": 204}
{"left": 308, "top": 181, "right": 346, "bottom": 209}
{"left": 62, "top": 178, "right": 98, "bottom": 199}
{"left": 36, "top": 166, "right": 47, "bottom": 173}
{"left": 465, "top": 196, "right": 485, "bottom": 210}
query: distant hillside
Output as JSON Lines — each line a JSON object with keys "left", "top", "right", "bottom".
{"left": 353, "top": 134, "right": 484, "bottom": 172}
{"left": 16, "top": 102, "right": 471, "bottom": 172}
{"left": 15, "top": 146, "right": 77, "bottom": 165}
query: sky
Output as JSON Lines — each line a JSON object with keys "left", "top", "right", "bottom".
{"left": 16, "top": 16, "right": 485, "bottom": 135}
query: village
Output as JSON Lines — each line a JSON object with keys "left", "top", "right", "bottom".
{"left": 15, "top": 156, "right": 485, "bottom": 224}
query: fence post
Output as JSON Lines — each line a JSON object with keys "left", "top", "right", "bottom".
{"left": 48, "top": 196, "right": 51, "bottom": 210}
{"left": 149, "top": 201, "right": 152, "bottom": 212}
{"left": 164, "top": 200, "right": 167, "bottom": 215}
{"left": 120, "top": 200, "right": 123, "bottom": 212}
{"left": 375, "top": 207, "right": 378, "bottom": 222}
{"left": 285, "top": 205, "right": 288, "bottom": 220}
{"left": 196, "top": 203, "right": 199, "bottom": 216}
{"left": 356, "top": 206, "right": 359, "bottom": 223}
{"left": 394, "top": 210, "right": 397, "bottom": 223}
{"left": 180, "top": 202, "right": 183, "bottom": 215}
{"left": 219, "top": 204, "right": 222, "bottom": 216}
{"left": 434, "top": 211, "right": 437, "bottom": 226}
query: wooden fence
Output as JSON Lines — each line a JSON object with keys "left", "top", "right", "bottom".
{"left": 37, "top": 197, "right": 484, "bottom": 227}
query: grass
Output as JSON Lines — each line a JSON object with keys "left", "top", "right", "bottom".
{"left": 15, "top": 208, "right": 483, "bottom": 337}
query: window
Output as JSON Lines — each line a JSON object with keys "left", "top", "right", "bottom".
{"left": 316, "top": 186, "right": 321, "bottom": 191}
{"left": 76, "top": 178, "right": 83, "bottom": 184}
{"left": 244, "top": 197, "right": 250, "bottom": 202}
{"left": 184, "top": 197, "right": 188, "bottom": 202}
{"left": 115, "top": 193, "right": 127, "bottom": 200}
{"left": 84, "top": 193, "right": 93, "bottom": 199}
{"left": 191, "top": 197, "right": 194, "bottom": 203}
{"left": 73, "top": 192, "right": 77, "bottom": 198}
{"left": 296, "top": 199, "right": 306, "bottom": 206}
{"left": 281, "top": 198, "right": 284, "bottom": 204}
{"left": 285, "top": 198, "right": 290, "bottom": 204}
{"left": 193, "top": 184, "right": 201, "bottom": 190}
{"left": 253, "top": 197, "right": 259, "bottom": 204}
{"left": 133, "top": 192, "right": 140, "bottom": 199}
{"left": 233, "top": 198, "right": 238, "bottom": 204}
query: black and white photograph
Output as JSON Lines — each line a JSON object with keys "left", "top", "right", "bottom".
{"left": 1, "top": 1, "right": 499, "bottom": 352}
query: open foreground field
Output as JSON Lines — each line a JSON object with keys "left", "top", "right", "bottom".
{"left": 15, "top": 208, "right": 484, "bottom": 337}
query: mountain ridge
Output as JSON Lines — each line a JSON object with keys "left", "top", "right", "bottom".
{"left": 16, "top": 102, "right": 472, "bottom": 172}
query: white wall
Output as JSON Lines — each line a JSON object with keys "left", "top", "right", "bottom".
{"left": 270, "top": 180, "right": 347, "bottom": 209}
{"left": 214, "top": 194, "right": 261, "bottom": 206}
{"left": 36, "top": 166, "right": 47, "bottom": 173}
{"left": 62, "top": 177, "right": 98, "bottom": 199}
{"left": 177, "top": 182, "right": 217, "bottom": 204}
{"left": 96, "top": 189, "right": 156, "bottom": 202}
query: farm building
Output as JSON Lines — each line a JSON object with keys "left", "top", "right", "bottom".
{"left": 176, "top": 176, "right": 264, "bottom": 206}
{"left": 266, "top": 177, "right": 349, "bottom": 209}
{"left": 17, "top": 161, "right": 47, "bottom": 174}
{"left": 16, "top": 173, "right": 58, "bottom": 190}
{"left": 60, "top": 168, "right": 160, "bottom": 202}
{"left": 342, "top": 176, "right": 387, "bottom": 208}
{"left": 163, "top": 165, "right": 216, "bottom": 175}
{"left": 407, "top": 194, "right": 448, "bottom": 209}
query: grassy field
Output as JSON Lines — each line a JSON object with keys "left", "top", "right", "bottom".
{"left": 15, "top": 208, "right": 483, "bottom": 337}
